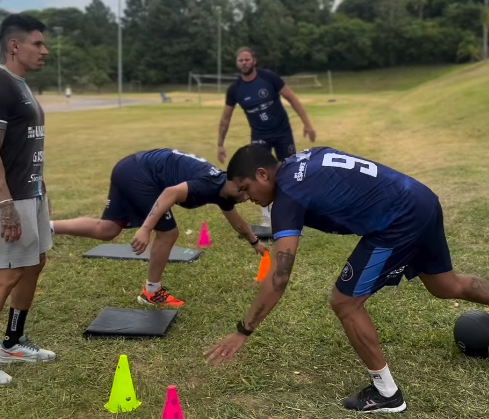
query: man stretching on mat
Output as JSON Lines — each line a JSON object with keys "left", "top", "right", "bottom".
{"left": 205, "top": 145, "right": 489, "bottom": 413}
{"left": 51, "top": 148, "right": 267, "bottom": 308}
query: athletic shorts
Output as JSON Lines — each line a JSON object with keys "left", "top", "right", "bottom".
{"left": 335, "top": 194, "right": 453, "bottom": 298}
{"left": 251, "top": 132, "right": 296, "bottom": 162}
{"left": 101, "top": 154, "right": 177, "bottom": 232}
{"left": 0, "top": 195, "right": 52, "bottom": 269}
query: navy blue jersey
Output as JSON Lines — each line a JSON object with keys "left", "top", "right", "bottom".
{"left": 226, "top": 69, "right": 291, "bottom": 139}
{"left": 135, "top": 149, "right": 235, "bottom": 211}
{"left": 271, "top": 147, "right": 437, "bottom": 240}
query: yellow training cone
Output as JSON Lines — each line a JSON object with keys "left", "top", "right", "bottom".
{"left": 104, "top": 355, "right": 142, "bottom": 413}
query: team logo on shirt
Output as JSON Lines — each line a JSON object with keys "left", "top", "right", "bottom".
{"left": 32, "top": 151, "right": 43, "bottom": 166}
{"left": 294, "top": 162, "right": 307, "bottom": 182}
{"left": 340, "top": 262, "right": 354, "bottom": 282}
{"left": 295, "top": 150, "right": 311, "bottom": 161}
{"left": 27, "top": 174, "right": 43, "bottom": 183}
{"left": 27, "top": 125, "right": 45, "bottom": 139}
{"left": 258, "top": 89, "right": 269, "bottom": 98}
{"left": 209, "top": 167, "right": 222, "bottom": 176}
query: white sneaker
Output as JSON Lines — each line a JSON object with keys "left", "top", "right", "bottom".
{"left": 261, "top": 206, "right": 271, "bottom": 227}
{"left": 0, "top": 336, "right": 56, "bottom": 364}
{"left": 0, "top": 370, "right": 12, "bottom": 386}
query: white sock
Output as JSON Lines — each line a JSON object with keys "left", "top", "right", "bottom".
{"left": 50, "top": 221, "right": 54, "bottom": 234}
{"left": 369, "top": 364, "right": 398, "bottom": 398}
{"left": 145, "top": 281, "right": 161, "bottom": 294}
{"left": 261, "top": 206, "right": 271, "bottom": 227}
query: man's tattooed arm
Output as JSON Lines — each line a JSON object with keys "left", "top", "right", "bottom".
{"left": 221, "top": 209, "right": 258, "bottom": 243}
{"left": 272, "top": 249, "right": 295, "bottom": 292}
{"left": 236, "top": 225, "right": 256, "bottom": 243}
{"left": 148, "top": 200, "right": 159, "bottom": 218}
{"left": 242, "top": 237, "right": 299, "bottom": 331}
{"left": 141, "top": 183, "right": 188, "bottom": 231}
{"left": 218, "top": 106, "right": 234, "bottom": 147}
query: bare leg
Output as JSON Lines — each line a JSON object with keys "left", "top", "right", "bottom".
{"left": 420, "top": 270, "right": 489, "bottom": 304}
{"left": 0, "top": 254, "right": 56, "bottom": 361}
{"left": 330, "top": 286, "right": 386, "bottom": 371}
{"left": 53, "top": 218, "right": 121, "bottom": 241}
{"left": 148, "top": 228, "right": 179, "bottom": 284}
{"left": 137, "top": 228, "right": 183, "bottom": 307}
{"left": 9, "top": 254, "right": 46, "bottom": 310}
{"left": 0, "top": 268, "right": 24, "bottom": 313}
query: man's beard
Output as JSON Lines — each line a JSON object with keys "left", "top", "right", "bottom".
{"left": 240, "top": 65, "right": 255, "bottom": 76}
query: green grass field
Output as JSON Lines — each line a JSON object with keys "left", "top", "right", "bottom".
{"left": 2, "top": 63, "right": 489, "bottom": 418}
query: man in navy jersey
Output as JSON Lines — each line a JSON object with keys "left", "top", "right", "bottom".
{"left": 217, "top": 46, "right": 316, "bottom": 226}
{"left": 205, "top": 144, "right": 489, "bottom": 413}
{"left": 51, "top": 149, "right": 267, "bottom": 307}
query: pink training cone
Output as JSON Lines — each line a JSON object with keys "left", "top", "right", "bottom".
{"left": 197, "top": 222, "right": 211, "bottom": 247}
{"left": 161, "top": 385, "right": 184, "bottom": 419}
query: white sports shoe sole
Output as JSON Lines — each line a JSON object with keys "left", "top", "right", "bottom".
{"left": 0, "top": 337, "right": 56, "bottom": 364}
{"left": 0, "top": 370, "right": 12, "bottom": 386}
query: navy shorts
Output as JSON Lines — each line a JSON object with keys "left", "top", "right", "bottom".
{"left": 101, "top": 155, "right": 177, "bottom": 232}
{"left": 336, "top": 196, "right": 453, "bottom": 298}
{"left": 251, "top": 132, "right": 296, "bottom": 162}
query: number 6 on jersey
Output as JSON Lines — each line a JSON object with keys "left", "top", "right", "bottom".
{"left": 322, "top": 153, "right": 378, "bottom": 178}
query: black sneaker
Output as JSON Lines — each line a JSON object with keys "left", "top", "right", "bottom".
{"left": 342, "top": 384, "right": 407, "bottom": 413}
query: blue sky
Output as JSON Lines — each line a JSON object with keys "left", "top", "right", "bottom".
{"left": 3, "top": 0, "right": 123, "bottom": 14}
{"left": 4, "top": 0, "right": 343, "bottom": 14}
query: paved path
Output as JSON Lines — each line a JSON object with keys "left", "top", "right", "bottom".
{"left": 39, "top": 96, "right": 160, "bottom": 113}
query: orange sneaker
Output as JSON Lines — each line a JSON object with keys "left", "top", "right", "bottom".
{"left": 137, "top": 286, "right": 184, "bottom": 307}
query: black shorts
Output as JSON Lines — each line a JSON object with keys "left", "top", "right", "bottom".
{"left": 251, "top": 132, "right": 296, "bottom": 162}
{"left": 101, "top": 155, "right": 177, "bottom": 232}
{"left": 336, "top": 197, "right": 453, "bottom": 297}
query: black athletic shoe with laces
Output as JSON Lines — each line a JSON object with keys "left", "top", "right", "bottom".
{"left": 342, "top": 384, "right": 407, "bottom": 413}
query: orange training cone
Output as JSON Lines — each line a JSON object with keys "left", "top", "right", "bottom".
{"left": 197, "top": 222, "right": 211, "bottom": 248}
{"left": 255, "top": 251, "right": 271, "bottom": 282}
{"left": 161, "top": 385, "right": 184, "bottom": 419}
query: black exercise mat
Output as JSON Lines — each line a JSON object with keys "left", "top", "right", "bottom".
{"left": 239, "top": 225, "right": 273, "bottom": 240}
{"left": 82, "top": 244, "right": 202, "bottom": 262}
{"left": 83, "top": 307, "right": 178, "bottom": 339}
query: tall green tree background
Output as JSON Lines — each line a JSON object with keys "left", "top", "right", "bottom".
{"left": 0, "top": 0, "right": 487, "bottom": 92}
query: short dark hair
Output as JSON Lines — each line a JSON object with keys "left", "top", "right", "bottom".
{"left": 236, "top": 46, "right": 256, "bottom": 59}
{"left": 0, "top": 14, "right": 46, "bottom": 57}
{"left": 227, "top": 145, "right": 278, "bottom": 180}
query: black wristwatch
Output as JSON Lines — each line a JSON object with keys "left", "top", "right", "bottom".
{"left": 236, "top": 320, "right": 253, "bottom": 336}
{"left": 250, "top": 237, "right": 259, "bottom": 246}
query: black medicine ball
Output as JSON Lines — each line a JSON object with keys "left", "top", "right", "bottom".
{"left": 453, "top": 310, "right": 489, "bottom": 358}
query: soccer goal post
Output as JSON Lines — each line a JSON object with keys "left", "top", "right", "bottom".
{"left": 282, "top": 74, "right": 323, "bottom": 89}
{"left": 188, "top": 72, "right": 239, "bottom": 93}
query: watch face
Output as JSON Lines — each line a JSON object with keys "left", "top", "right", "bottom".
{"left": 237, "top": 321, "right": 252, "bottom": 335}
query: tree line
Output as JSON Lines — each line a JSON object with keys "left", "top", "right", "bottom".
{"left": 1, "top": 0, "right": 487, "bottom": 93}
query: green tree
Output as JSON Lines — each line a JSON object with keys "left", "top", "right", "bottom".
{"left": 89, "top": 69, "right": 111, "bottom": 92}
{"left": 291, "top": 23, "right": 331, "bottom": 71}
{"left": 325, "top": 16, "right": 379, "bottom": 69}
{"left": 337, "top": 0, "right": 380, "bottom": 21}
{"left": 250, "top": 0, "right": 296, "bottom": 73}
{"left": 82, "top": 0, "right": 117, "bottom": 47}
{"left": 26, "top": 65, "right": 58, "bottom": 95}
{"left": 281, "top": 0, "right": 332, "bottom": 25}
{"left": 457, "top": 31, "right": 481, "bottom": 61}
